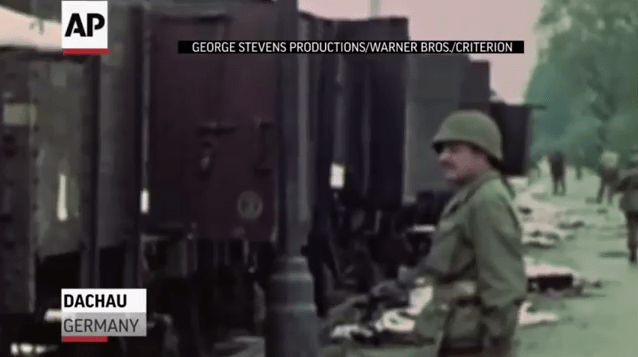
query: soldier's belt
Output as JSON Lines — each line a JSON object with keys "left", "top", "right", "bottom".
{"left": 434, "top": 280, "right": 478, "bottom": 303}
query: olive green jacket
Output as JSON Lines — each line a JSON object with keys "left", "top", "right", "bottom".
{"left": 618, "top": 155, "right": 638, "bottom": 213}
{"left": 413, "top": 170, "right": 527, "bottom": 346}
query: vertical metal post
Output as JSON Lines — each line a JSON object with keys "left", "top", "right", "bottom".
{"left": 122, "top": 5, "right": 145, "bottom": 289}
{"left": 79, "top": 56, "right": 101, "bottom": 289}
{"left": 265, "top": 0, "right": 320, "bottom": 355}
{"left": 0, "top": 58, "right": 10, "bottom": 357}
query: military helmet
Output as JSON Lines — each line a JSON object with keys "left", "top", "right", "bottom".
{"left": 432, "top": 110, "right": 503, "bottom": 161}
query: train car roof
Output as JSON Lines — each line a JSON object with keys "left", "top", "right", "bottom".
{"left": 0, "top": 5, "right": 62, "bottom": 53}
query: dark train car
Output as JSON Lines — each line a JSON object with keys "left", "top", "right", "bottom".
{"left": 29, "top": 1, "right": 143, "bottom": 299}
{"left": 334, "top": 19, "right": 408, "bottom": 211}
{"left": 0, "top": 104, "right": 34, "bottom": 314}
{"left": 459, "top": 60, "right": 491, "bottom": 113}
{"left": 145, "top": 1, "right": 340, "bottom": 240}
{"left": 144, "top": 2, "right": 352, "bottom": 337}
{"left": 323, "top": 18, "right": 409, "bottom": 290}
{"left": 459, "top": 60, "right": 532, "bottom": 176}
{"left": 402, "top": 54, "right": 468, "bottom": 226}
{"left": 306, "top": 16, "right": 410, "bottom": 303}
{"left": 403, "top": 54, "right": 468, "bottom": 202}
{"left": 2, "top": 1, "right": 410, "bottom": 351}
{"left": 489, "top": 102, "right": 532, "bottom": 176}
{"left": 17, "top": 0, "right": 142, "bottom": 260}
{"left": 147, "top": 3, "right": 280, "bottom": 242}
{"left": 0, "top": 2, "right": 145, "bottom": 353}
{"left": 145, "top": 0, "right": 410, "bottom": 316}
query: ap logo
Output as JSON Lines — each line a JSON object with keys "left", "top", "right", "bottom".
{"left": 61, "top": 1, "right": 109, "bottom": 55}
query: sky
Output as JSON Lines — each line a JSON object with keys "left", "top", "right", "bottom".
{"left": 299, "top": 0, "right": 543, "bottom": 103}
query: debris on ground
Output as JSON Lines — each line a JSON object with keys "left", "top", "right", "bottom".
{"left": 331, "top": 324, "right": 375, "bottom": 340}
{"left": 518, "top": 301, "right": 560, "bottom": 327}
{"left": 524, "top": 257, "right": 602, "bottom": 295}
{"left": 516, "top": 194, "right": 567, "bottom": 224}
{"left": 329, "top": 285, "right": 434, "bottom": 341}
{"left": 556, "top": 216, "right": 586, "bottom": 230}
{"left": 513, "top": 179, "right": 595, "bottom": 250}
{"left": 526, "top": 257, "right": 577, "bottom": 292}
{"left": 523, "top": 222, "right": 574, "bottom": 241}
{"left": 375, "top": 310, "right": 417, "bottom": 333}
{"left": 522, "top": 235, "right": 556, "bottom": 248}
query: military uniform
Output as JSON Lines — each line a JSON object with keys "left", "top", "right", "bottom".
{"left": 617, "top": 149, "right": 638, "bottom": 263}
{"left": 405, "top": 111, "right": 526, "bottom": 357}
{"left": 425, "top": 170, "right": 526, "bottom": 357}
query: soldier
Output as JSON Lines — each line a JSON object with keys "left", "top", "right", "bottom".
{"left": 384, "top": 110, "right": 526, "bottom": 357}
{"left": 548, "top": 150, "right": 566, "bottom": 195}
{"left": 597, "top": 149, "right": 620, "bottom": 205}
{"left": 616, "top": 145, "right": 638, "bottom": 264}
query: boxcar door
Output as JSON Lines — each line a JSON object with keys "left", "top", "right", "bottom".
{"left": 490, "top": 103, "right": 532, "bottom": 176}
{"left": 336, "top": 18, "right": 409, "bottom": 211}
{"left": 147, "top": 3, "right": 277, "bottom": 241}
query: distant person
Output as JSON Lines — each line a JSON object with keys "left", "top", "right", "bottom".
{"left": 549, "top": 150, "right": 566, "bottom": 195}
{"left": 598, "top": 149, "right": 620, "bottom": 204}
{"left": 616, "top": 145, "right": 638, "bottom": 264}
{"left": 575, "top": 147, "right": 586, "bottom": 180}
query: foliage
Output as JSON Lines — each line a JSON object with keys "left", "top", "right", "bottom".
{"left": 524, "top": 62, "right": 576, "bottom": 163}
{"left": 525, "top": 62, "right": 573, "bottom": 140}
{"left": 529, "top": 0, "right": 638, "bottom": 164}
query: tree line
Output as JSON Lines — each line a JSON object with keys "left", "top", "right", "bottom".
{"left": 526, "top": 0, "right": 638, "bottom": 168}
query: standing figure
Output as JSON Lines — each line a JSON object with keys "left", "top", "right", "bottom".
{"left": 598, "top": 149, "right": 620, "bottom": 205}
{"left": 617, "top": 145, "right": 638, "bottom": 264}
{"left": 575, "top": 147, "right": 585, "bottom": 180}
{"left": 397, "top": 110, "right": 526, "bottom": 357}
{"left": 549, "top": 150, "right": 566, "bottom": 195}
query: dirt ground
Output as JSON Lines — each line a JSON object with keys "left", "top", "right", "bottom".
{"left": 516, "top": 168, "right": 638, "bottom": 357}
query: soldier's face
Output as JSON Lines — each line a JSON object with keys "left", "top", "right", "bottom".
{"left": 437, "top": 142, "right": 488, "bottom": 184}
